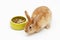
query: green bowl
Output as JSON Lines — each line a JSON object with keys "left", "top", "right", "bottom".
{"left": 10, "top": 16, "right": 27, "bottom": 30}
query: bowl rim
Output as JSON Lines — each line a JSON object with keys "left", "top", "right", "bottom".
{"left": 10, "top": 16, "right": 27, "bottom": 25}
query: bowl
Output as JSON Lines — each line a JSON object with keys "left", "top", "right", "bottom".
{"left": 10, "top": 16, "right": 27, "bottom": 30}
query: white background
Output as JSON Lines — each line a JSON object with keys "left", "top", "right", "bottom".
{"left": 0, "top": 0, "right": 60, "bottom": 40}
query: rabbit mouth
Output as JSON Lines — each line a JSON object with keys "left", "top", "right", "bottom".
{"left": 28, "top": 30, "right": 36, "bottom": 34}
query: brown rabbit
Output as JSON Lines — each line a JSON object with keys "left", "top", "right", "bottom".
{"left": 24, "top": 6, "right": 52, "bottom": 34}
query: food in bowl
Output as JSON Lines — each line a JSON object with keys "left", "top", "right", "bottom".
{"left": 12, "top": 16, "right": 26, "bottom": 24}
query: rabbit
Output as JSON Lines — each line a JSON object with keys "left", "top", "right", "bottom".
{"left": 24, "top": 6, "right": 52, "bottom": 34}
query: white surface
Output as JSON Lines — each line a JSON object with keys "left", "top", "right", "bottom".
{"left": 0, "top": 0, "right": 60, "bottom": 40}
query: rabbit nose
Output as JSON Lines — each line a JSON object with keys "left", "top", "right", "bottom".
{"left": 25, "top": 30, "right": 28, "bottom": 32}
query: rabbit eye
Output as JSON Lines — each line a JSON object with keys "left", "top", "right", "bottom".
{"left": 29, "top": 25, "right": 33, "bottom": 29}
{"left": 29, "top": 27, "right": 31, "bottom": 29}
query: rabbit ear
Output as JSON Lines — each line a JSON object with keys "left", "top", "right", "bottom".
{"left": 25, "top": 10, "right": 31, "bottom": 21}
